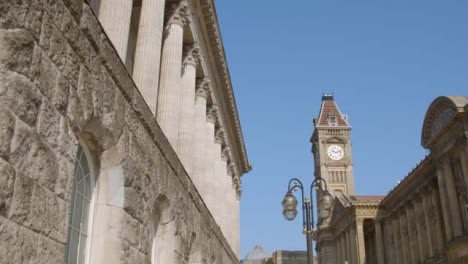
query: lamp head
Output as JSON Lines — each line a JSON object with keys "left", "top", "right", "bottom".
{"left": 282, "top": 191, "right": 298, "bottom": 221}
{"left": 317, "top": 191, "right": 334, "bottom": 219}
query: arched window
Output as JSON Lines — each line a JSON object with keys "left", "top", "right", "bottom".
{"left": 65, "top": 144, "right": 96, "bottom": 264}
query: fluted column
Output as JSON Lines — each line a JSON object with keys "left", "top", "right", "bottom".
{"left": 392, "top": 217, "right": 402, "bottom": 264}
{"left": 157, "top": 2, "right": 187, "bottom": 148}
{"left": 98, "top": 0, "right": 133, "bottom": 60}
{"left": 346, "top": 228, "right": 352, "bottom": 264}
{"left": 436, "top": 162, "right": 453, "bottom": 241}
{"left": 422, "top": 191, "right": 435, "bottom": 257}
{"left": 459, "top": 148, "right": 468, "bottom": 190}
{"left": 212, "top": 128, "right": 225, "bottom": 227}
{"left": 340, "top": 233, "right": 347, "bottom": 264}
{"left": 414, "top": 198, "right": 426, "bottom": 260}
{"left": 405, "top": 205, "right": 417, "bottom": 263}
{"left": 431, "top": 186, "right": 446, "bottom": 254}
{"left": 441, "top": 158, "right": 464, "bottom": 237}
{"left": 204, "top": 105, "right": 218, "bottom": 213}
{"left": 177, "top": 44, "right": 199, "bottom": 174}
{"left": 350, "top": 224, "right": 358, "bottom": 264}
{"left": 132, "top": 0, "right": 166, "bottom": 113}
{"left": 336, "top": 235, "right": 342, "bottom": 264}
{"left": 219, "top": 146, "right": 231, "bottom": 240}
{"left": 355, "top": 219, "right": 366, "bottom": 264}
{"left": 374, "top": 220, "right": 385, "bottom": 264}
{"left": 399, "top": 212, "right": 409, "bottom": 264}
{"left": 234, "top": 193, "right": 241, "bottom": 258}
{"left": 193, "top": 79, "right": 209, "bottom": 193}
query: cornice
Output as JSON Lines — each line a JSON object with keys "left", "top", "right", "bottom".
{"left": 190, "top": 0, "right": 251, "bottom": 176}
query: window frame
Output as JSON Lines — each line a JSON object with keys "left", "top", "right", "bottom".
{"left": 65, "top": 142, "right": 98, "bottom": 264}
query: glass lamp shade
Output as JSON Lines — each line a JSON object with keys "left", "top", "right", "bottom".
{"left": 318, "top": 191, "right": 334, "bottom": 219}
{"left": 283, "top": 209, "right": 297, "bottom": 221}
{"left": 282, "top": 192, "right": 298, "bottom": 211}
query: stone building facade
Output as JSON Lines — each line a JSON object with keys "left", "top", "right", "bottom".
{"left": 0, "top": 0, "right": 250, "bottom": 263}
{"left": 313, "top": 95, "right": 468, "bottom": 263}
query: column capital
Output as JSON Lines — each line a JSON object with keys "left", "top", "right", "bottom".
{"left": 195, "top": 78, "right": 210, "bottom": 99}
{"left": 206, "top": 105, "right": 218, "bottom": 124}
{"left": 165, "top": 1, "right": 188, "bottom": 28}
{"left": 227, "top": 162, "right": 236, "bottom": 177}
{"left": 183, "top": 43, "right": 200, "bottom": 67}
{"left": 222, "top": 145, "right": 231, "bottom": 162}
{"left": 215, "top": 127, "right": 225, "bottom": 145}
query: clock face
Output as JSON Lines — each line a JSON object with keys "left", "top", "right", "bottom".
{"left": 327, "top": 145, "right": 344, "bottom": 161}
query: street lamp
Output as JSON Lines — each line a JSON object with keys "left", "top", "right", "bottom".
{"left": 281, "top": 177, "right": 333, "bottom": 264}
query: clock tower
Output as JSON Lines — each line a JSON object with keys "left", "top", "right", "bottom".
{"left": 311, "top": 94, "right": 355, "bottom": 198}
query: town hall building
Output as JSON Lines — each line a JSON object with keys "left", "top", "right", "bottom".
{"left": 313, "top": 95, "right": 468, "bottom": 264}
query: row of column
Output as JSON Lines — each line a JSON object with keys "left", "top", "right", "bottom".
{"left": 335, "top": 220, "right": 365, "bottom": 264}
{"left": 96, "top": 0, "right": 241, "bottom": 256}
{"left": 387, "top": 186, "right": 445, "bottom": 264}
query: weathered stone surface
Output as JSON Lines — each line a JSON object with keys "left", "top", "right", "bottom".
{"left": 36, "top": 235, "right": 65, "bottom": 264}
{"left": 25, "top": 0, "right": 44, "bottom": 39}
{"left": 0, "top": 0, "right": 29, "bottom": 29}
{"left": 121, "top": 212, "right": 141, "bottom": 248}
{"left": 48, "top": 25, "right": 67, "bottom": 71}
{"left": 37, "top": 97, "right": 62, "bottom": 150}
{"left": 0, "top": 108, "right": 15, "bottom": 159}
{"left": 0, "top": 29, "right": 35, "bottom": 76}
{"left": 0, "top": 215, "right": 38, "bottom": 264}
{"left": 0, "top": 67, "right": 42, "bottom": 126}
{"left": 77, "top": 65, "right": 93, "bottom": 122}
{"left": 30, "top": 45, "right": 59, "bottom": 100}
{"left": 0, "top": 158, "right": 15, "bottom": 216}
{"left": 67, "top": 85, "right": 85, "bottom": 134}
{"left": 10, "top": 134, "right": 58, "bottom": 191}
{"left": 63, "top": 44, "right": 80, "bottom": 87}
{"left": 8, "top": 172, "right": 35, "bottom": 223}
{"left": 53, "top": 72, "right": 70, "bottom": 114}
{"left": 80, "top": 4, "right": 100, "bottom": 50}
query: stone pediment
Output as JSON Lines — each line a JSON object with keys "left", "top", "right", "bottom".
{"left": 325, "top": 137, "right": 346, "bottom": 144}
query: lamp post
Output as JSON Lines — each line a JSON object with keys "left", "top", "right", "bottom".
{"left": 282, "top": 177, "right": 333, "bottom": 264}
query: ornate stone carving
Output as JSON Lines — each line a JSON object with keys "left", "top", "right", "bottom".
{"left": 183, "top": 44, "right": 200, "bottom": 67}
{"left": 165, "top": 1, "right": 188, "bottom": 28}
{"left": 206, "top": 105, "right": 218, "bottom": 124}
{"left": 215, "top": 128, "right": 225, "bottom": 145}
{"left": 222, "top": 146, "right": 231, "bottom": 162}
{"left": 195, "top": 78, "right": 210, "bottom": 99}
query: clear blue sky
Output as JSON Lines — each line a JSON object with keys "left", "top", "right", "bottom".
{"left": 214, "top": 0, "right": 468, "bottom": 258}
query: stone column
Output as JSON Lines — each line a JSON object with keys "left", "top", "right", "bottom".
{"left": 422, "top": 191, "right": 435, "bottom": 257}
{"left": 414, "top": 198, "right": 426, "bottom": 260}
{"left": 157, "top": 2, "right": 187, "bottom": 148}
{"left": 98, "top": 0, "right": 133, "bottom": 60}
{"left": 340, "top": 233, "right": 347, "bottom": 263}
{"left": 436, "top": 161, "right": 454, "bottom": 241}
{"left": 350, "top": 224, "right": 358, "bottom": 264}
{"left": 392, "top": 217, "right": 402, "bottom": 264}
{"left": 405, "top": 205, "right": 417, "bottom": 263}
{"left": 212, "top": 128, "right": 225, "bottom": 227}
{"left": 441, "top": 158, "right": 464, "bottom": 237}
{"left": 234, "top": 194, "right": 241, "bottom": 258}
{"left": 399, "top": 213, "right": 409, "bottom": 264}
{"left": 203, "top": 105, "right": 218, "bottom": 213}
{"left": 346, "top": 228, "right": 352, "bottom": 264}
{"left": 219, "top": 146, "right": 231, "bottom": 238}
{"left": 132, "top": 0, "right": 166, "bottom": 113}
{"left": 177, "top": 44, "right": 199, "bottom": 174}
{"left": 355, "top": 219, "right": 366, "bottom": 264}
{"left": 431, "top": 186, "right": 446, "bottom": 254}
{"left": 193, "top": 79, "right": 209, "bottom": 192}
{"left": 374, "top": 220, "right": 385, "bottom": 264}
{"left": 336, "top": 235, "right": 342, "bottom": 264}
{"left": 459, "top": 148, "right": 468, "bottom": 192}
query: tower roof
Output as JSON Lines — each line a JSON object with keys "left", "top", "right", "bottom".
{"left": 315, "top": 94, "right": 350, "bottom": 127}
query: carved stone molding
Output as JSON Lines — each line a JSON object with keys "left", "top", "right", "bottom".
{"left": 206, "top": 105, "right": 218, "bottom": 124}
{"left": 215, "top": 128, "right": 225, "bottom": 145}
{"left": 165, "top": 1, "right": 188, "bottom": 28}
{"left": 195, "top": 78, "right": 210, "bottom": 99}
{"left": 183, "top": 43, "right": 200, "bottom": 67}
{"left": 221, "top": 145, "right": 231, "bottom": 162}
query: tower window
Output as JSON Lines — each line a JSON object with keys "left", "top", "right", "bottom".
{"left": 65, "top": 145, "right": 95, "bottom": 264}
{"left": 328, "top": 115, "right": 337, "bottom": 126}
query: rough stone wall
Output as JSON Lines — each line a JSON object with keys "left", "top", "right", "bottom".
{"left": 0, "top": 0, "right": 238, "bottom": 263}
